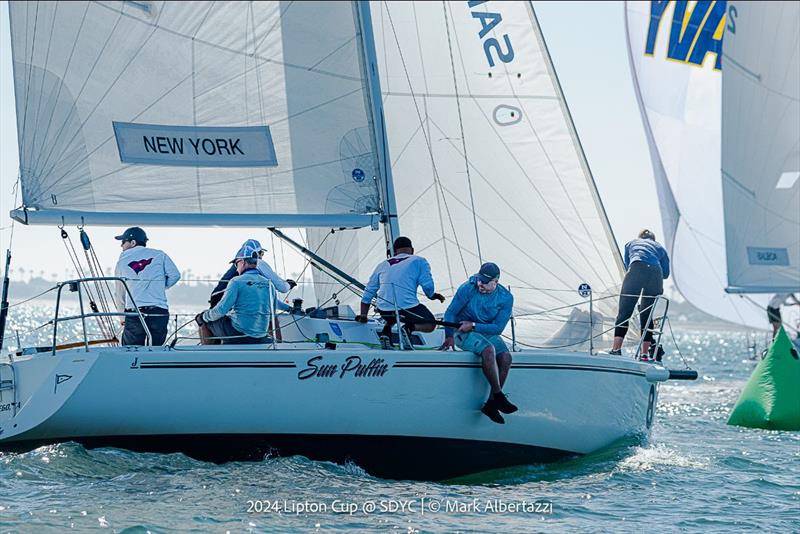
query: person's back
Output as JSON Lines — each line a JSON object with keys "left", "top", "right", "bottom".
{"left": 116, "top": 244, "right": 180, "bottom": 310}
{"left": 205, "top": 269, "right": 272, "bottom": 339}
{"left": 366, "top": 253, "right": 433, "bottom": 311}
{"left": 624, "top": 238, "right": 670, "bottom": 278}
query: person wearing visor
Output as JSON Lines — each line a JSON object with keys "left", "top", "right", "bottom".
{"left": 195, "top": 241, "right": 275, "bottom": 344}
{"left": 114, "top": 226, "right": 181, "bottom": 346}
{"left": 440, "top": 262, "right": 517, "bottom": 424}
{"left": 357, "top": 236, "right": 445, "bottom": 348}
{"left": 208, "top": 239, "right": 296, "bottom": 308}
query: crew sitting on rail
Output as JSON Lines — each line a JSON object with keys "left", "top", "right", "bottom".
{"left": 195, "top": 242, "right": 278, "bottom": 344}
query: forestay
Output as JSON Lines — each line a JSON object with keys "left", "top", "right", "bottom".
{"left": 312, "top": 1, "right": 624, "bottom": 346}
{"left": 9, "top": 1, "right": 382, "bottom": 228}
{"left": 624, "top": 0, "right": 766, "bottom": 327}
{"left": 721, "top": 1, "right": 800, "bottom": 294}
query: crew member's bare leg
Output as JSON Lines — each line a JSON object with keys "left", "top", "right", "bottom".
{"left": 481, "top": 345, "right": 501, "bottom": 394}
{"left": 497, "top": 352, "right": 512, "bottom": 388}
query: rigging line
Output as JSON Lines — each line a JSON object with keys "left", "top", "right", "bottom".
{"left": 27, "top": 1, "right": 59, "bottom": 173}
{"left": 442, "top": 1, "right": 482, "bottom": 262}
{"left": 425, "top": 117, "right": 595, "bottom": 286}
{"left": 36, "top": 9, "right": 165, "bottom": 185}
{"left": 94, "top": 0, "right": 362, "bottom": 84}
{"left": 25, "top": 2, "right": 90, "bottom": 185}
{"left": 308, "top": 35, "right": 358, "bottom": 71}
{"left": 382, "top": 1, "right": 468, "bottom": 275}
{"left": 190, "top": 0, "right": 216, "bottom": 39}
{"left": 443, "top": 25, "right": 613, "bottom": 287}
{"left": 30, "top": 6, "right": 126, "bottom": 182}
{"left": 433, "top": 182, "right": 581, "bottom": 303}
{"left": 412, "top": 0, "right": 456, "bottom": 293}
{"left": 192, "top": 34, "right": 202, "bottom": 211}
{"left": 19, "top": 1, "right": 40, "bottom": 168}
{"left": 253, "top": 0, "right": 294, "bottom": 55}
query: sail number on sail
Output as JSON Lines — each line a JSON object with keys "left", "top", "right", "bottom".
{"left": 468, "top": 1, "right": 514, "bottom": 67}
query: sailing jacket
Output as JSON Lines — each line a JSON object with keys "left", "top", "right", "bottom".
{"left": 203, "top": 268, "right": 273, "bottom": 338}
{"left": 361, "top": 253, "right": 436, "bottom": 311}
{"left": 443, "top": 276, "right": 514, "bottom": 337}
{"left": 115, "top": 246, "right": 180, "bottom": 311}
{"left": 623, "top": 239, "right": 670, "bottom": 279}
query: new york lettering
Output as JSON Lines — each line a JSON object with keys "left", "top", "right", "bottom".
{"left": 142, "top": 136, "right": 245, "bottom": 156}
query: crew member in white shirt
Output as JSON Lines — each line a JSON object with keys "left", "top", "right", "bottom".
{"left": 356, "top": 236, "right": 445, "bottom": 346}
{"left": 766, "top": 293, "right": 800, "bottom": 339}
{"left": 114, "top": 227, "right": 181, "bottom": 346}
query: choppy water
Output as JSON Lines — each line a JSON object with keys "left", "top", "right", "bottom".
{"left": 1, "top": 307, "right": 798, "bottom": 533}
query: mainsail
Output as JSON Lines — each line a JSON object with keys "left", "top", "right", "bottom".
{"left": 624, "top": 0, "right": 767, "bottom": 328}
{"left": 8, "top": 1, "right": 384, "bottom": 228}
{"left": 721, "top": 0, "right": 800, "bottom": 294}
{"left": 313, "top": 1, "right": 624, "bottom": 346}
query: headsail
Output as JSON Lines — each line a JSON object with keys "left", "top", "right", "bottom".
{"left": 721, "top": 1, "right": 800, "bottom": 294}
{"left": 313, "top": 1, "right": 624, "bottom": 346}
{"left": 624, "top": 0, "right": 767, "bottom": 328}
{"left": 9, "top": 1, "right": 383, "bottom": 228}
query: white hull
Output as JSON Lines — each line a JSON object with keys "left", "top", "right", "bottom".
{"left": 0, "top": 340, "right": 667, "bottom": 480}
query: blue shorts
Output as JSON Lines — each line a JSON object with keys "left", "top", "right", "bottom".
{"left": 455, "top": 331, "right": 509, "bottom": 356}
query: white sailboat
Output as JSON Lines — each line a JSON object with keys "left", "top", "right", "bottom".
{"left": 0, "top": 1, "right": 693, "bottom": 481}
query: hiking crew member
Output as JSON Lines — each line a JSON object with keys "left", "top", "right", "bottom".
{"left": 439, "top": 262, "right": 518, "bottom": 424}
{"left": 357, "top": 236, "right": 445, "bottom": 347}
{"left": 114, "top": 227, "right": 180, "bottom": 346}
{"left": 196, "top": 242, "right": 275, "bottom": 344}
{"left": 610, "top": 229, "right": 670, "bottom": 360}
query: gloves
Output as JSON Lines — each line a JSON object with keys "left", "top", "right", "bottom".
{"left": 286, "top": 279, "right": 297, "bottom": 289}
{"left": 355, "top": 314, "right": 369, "bottom": 323}
{"left": 429, "top": 292, "right": 446, "bottom": 303}
{"left": 194, "top": 312, "right": 206, "bottom": 326}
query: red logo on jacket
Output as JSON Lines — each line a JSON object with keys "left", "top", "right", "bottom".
{"left": 128, "top": 258, "right": 154, "bottom": 274}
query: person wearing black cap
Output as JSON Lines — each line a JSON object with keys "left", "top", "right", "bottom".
{"left": 440, "top": 262, "right": 517, "bottom": 424}
{"left": 114, "top": 227, "right": 180, "bottom": 345}
{"left": 357, "top": 236, "right": 445, "bottom": 347}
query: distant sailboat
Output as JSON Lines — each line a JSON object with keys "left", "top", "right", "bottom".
{"left": 0, "top": 1, "right": 694, "bottom": 480}
{"left": 624, "top": 0, "right": 772, "bottom": 329}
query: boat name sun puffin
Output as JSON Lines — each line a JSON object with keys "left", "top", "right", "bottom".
{"left": 297, "top": 355, "right": 389, "bottom": 380}
{"left": 468, "top": 1, "right": 514, "bottom": 67}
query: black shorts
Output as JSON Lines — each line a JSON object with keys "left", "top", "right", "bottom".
{"left": 377, "top": 303, "right": 436, "bottom": 326}
{"left": 767, "top": 306, "right": 781, "bottom": 324}
{"left": 206, "top": 316, "right": 271, "bottom": 345}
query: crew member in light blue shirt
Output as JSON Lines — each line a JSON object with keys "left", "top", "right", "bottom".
{"left": 610, "top": 229, "right": 670, "bottom": 360}
{"left": 440, "top": 262, "right": 518, "bottom": 424}
{"left": 195, "top": 242, "right": 274, "bottom": 344}
{"left": 357, "top": 236, "right": 445, "bottom": 346}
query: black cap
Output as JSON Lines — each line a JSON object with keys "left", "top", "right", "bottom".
{"left": 114, "top": 227, "right": 148, "bottom": 244}
{"left": 393, "top": 236, "right": 413, "bottom": 250}
{"left": 476, "top": 262, "right": 500, "bottom": 283}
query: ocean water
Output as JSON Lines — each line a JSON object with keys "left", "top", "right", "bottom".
{"left": 1, "top": 307, "right": 798, "bottom": 533}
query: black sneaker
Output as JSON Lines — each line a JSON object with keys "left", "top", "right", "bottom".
{"left": 493, "top": 392, "right": 518, "bottom": 414}
{"left": 608, "top": 349, "right": 622, "bottom": 356}
{"left": 481, "top": 400, "right": 505, "bottom": 424}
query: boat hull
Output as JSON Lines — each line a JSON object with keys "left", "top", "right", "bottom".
{"left": 0, "top": 345, "right": 662, "bottom": 480}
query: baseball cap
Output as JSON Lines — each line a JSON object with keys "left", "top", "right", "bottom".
{"left": 114, "top": 227, "right": 148, "bottom": 243}
{"left": 476, "top": 262, "right": 500, "bottom": 283}
{"left": 230, "top": 239, "right": 265, "bottom": 263}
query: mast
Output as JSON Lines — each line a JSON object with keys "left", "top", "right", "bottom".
{"left": 355, "top": 1, "right": 401, "bottom": 254}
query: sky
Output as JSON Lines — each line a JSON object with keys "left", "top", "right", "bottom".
{"left": 0, "top": 1, "right": 660, "bottom": 285}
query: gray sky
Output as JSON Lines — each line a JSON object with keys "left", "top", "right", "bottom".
{"left": 0, "top": 1, "right": 659, "bottom": 282}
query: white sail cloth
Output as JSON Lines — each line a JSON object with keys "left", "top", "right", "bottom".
{"left": 625, "top": 0, "right": 767, "bottom": 328}
{"left": 721, "top": 1, "right": 800, "bottom": 293}
{"left": 312, "top": 1, "right": 624, "bottom": 346}
{"left": 9, "top": 1, "right": 381, "bottom": 226}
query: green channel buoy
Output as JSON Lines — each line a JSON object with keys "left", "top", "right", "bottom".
{"left": 727, "top": 327, "right": 800, "bottom": 431}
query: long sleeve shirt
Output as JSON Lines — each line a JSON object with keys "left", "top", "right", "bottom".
{"left": 209, "top": 259, "right": 289, "bottom": 306}
{"left": 361, "top": 253, "right": 436, "bottom": 311}
{"left": 114, "top": 246, "right": 180, "bottom": 311}
{"left": 202, "top": 268, "right": 273, "bottom": 338}
{"left": 624, "top": 239, "right": 670, "bottom": 279}
{"left": 443, "top": 276, "right": 514, "bottom": 337}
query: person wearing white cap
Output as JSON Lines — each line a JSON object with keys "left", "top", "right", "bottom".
{"left": 195, "top": 241, "right": 279, "bottom": 344}
{"left": 113, "top": 226, "right": 181, "bottom": 346}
